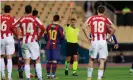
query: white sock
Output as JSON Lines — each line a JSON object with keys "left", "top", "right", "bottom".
{"left": 35, "top": 63, "right": 42, "bottom": 78}
{"left": 98, "top": 69, "right": 104, "bottom": 79}
{"left": 1, "top": 58, "right": 5, "bottom": 78}
{"left": 24, "top": 64, "right": 30, "bottom": 78}
{"left": 88, "top": 67, "right": 93, "bottom": 78}
{"left": 7, "top": 59, "right": 12, "bottom": 78}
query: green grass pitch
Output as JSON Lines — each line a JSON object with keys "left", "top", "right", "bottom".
{"left": 8, "top": 66, "right": 133, "bottom": 80}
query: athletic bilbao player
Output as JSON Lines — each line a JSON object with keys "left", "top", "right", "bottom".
{"left": 12, "top": 5, "right": 45, "bottom": 80}
{"left": 17, "top": 9, "right": 39, "bottom": 80}
{"left": 82, "top": 5, "right": 117, "bottom": 80}
{"left": 0, "top": 5, "right": 17, "bottom": 80}
{"left": 44, "top": 15, "right": 64, "bottom": 79}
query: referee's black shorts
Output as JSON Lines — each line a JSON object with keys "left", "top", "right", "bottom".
{"left": 66, "top": 42, "right": 78, "bottom": 57}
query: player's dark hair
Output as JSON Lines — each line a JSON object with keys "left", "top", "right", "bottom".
{"left": 97, "top": 5, "right": 105, "bottom": 14}
{"left": 32, "top": 9, "right": 38, "bottom": 16}
{"left": 53, "top": 15, "right": 60, "bottom": 21}
{"left": 4, "top": 5, "right": 11, "bottom": 13}
{"left": 25, "top": 5, "right": 32, "bottom": 14}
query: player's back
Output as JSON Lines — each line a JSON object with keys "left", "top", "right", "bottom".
{"left": 88, "top": 15, "right": 112, "bottom": 41}
{"left": 1, "top": 14, "right": 14, "bottom": 39}
{"left": 45, "top": 23, "right": 64, "bottom": 49}
{"left": 19, "top": 15, "right": 38, "bottom": 44}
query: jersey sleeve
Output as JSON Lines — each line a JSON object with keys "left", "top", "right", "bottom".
{"left": 59, "top": 26, "right": 64, "bottom": 40}
{"left": 112, "top": 34, "right": 118, "bottom": 44}
{"left": 86, "top": 16, "right": 92, "bottom": 25}
{"left": 12, "top": 18, "right": 21, "bottom": 28}
{"left": 106, "top": 18, "right": 113, "bottom": 26}
{"left": 35, "top": 17, "right": 45, "bottom": 39}
{"left": 35, "top": 17, "right": 45, "bottom": 29}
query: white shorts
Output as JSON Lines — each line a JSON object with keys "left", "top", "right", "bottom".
{"left": 1, "top": 36, "right": 15, "bottom": 55}
{"left": 89, "top": 40, "right": 108, "bottom": 59}
{"left": 21, "top": 42, "right": 40, "bottom": 60}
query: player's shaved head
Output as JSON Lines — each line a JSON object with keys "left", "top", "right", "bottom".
{"left": 97, "top": 5, "right": 105, "bottom": 14}
{"left": 4, "top": 5, "right": 11, "bottom": 13}
{"left": 53, "top": 15, "right": 60, "bottom": 21}
{"left": 25, "top": 5, "right": 32, "bottom": 14}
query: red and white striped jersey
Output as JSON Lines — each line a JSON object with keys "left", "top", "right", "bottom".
{"left": 13, "top": 15, "right": 45, "bottom": 44}
{"left": 0, "top": 14, "right": 15, "bottom": 39}
{"left": 86, "top": 15, "right": 112, "bottom": 41}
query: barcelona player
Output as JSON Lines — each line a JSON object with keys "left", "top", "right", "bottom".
{"left": 44, "top": 15, "right": 64, "bottom": 79}
{"left": 101, "top": 27, "right": 119, "bottom": 78}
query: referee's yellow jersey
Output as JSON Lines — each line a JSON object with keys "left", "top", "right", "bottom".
{"left": 65, "top": 25, "right": 80, "bottom": 43}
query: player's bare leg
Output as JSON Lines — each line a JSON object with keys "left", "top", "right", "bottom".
{"left": 72, "top": 54, "right": 78, "bottom": 76}
{"left": 97, "top": 59, "right": 105, "bottom": 80}
{"left": 87, "top": 57, "right": 94, "bottom": 80}
{"left": 65, "top": 56, "right": 71, "bottom": 76}
{"left": 35, "top": 57, "right": 42, "bottom": 80}
{"left": 24, "top": 58, "right": 31, "bottom": 79}
{"left": 1, "top": 55, "right": 6, "bottom": 80}
{"left": 7, "top": 55, "right": 13, "bottom": 80}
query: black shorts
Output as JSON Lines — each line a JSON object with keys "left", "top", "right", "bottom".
{"left": 66, "top": 42, "right": 78, "bottom": 57}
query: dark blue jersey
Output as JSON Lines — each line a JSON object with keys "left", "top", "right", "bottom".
{"left": 44, "top": 23, "right": 64, "bottom": 49}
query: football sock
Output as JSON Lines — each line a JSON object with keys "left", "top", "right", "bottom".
{"left": 24, "top": 64, "right": 30, "bottom": 78}
{"left": 7, "top": 59, "right": 12, "bottom": 78}
{"left": 52, "top": 61, "right": 57, "bottom": 75}
{"left": 98, "top": 69, "right": 104, "bottom": 79}
{"left": 18, "top": 59, "right": 24, "bottom": 78}
{"left": 35, "top": 63, "right": 42, "bottom": 78}
{"left": 46, "top": 61, "right": 51, "bottom": 75}
{"left": 88, "top": 67, "right": 93, "bottom": 78}
{"left": 131, "top": 62, "right": 133, "bottom": 69}
{"left": 73, "top": 61, "right": 78, "bottom": 73}
{"left": 1, "top": 58, "right": 5, "bottom": 77}
{"left": 65, "top": 61, "right": 70, "bottom": 70}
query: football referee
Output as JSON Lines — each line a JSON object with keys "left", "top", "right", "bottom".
{"left": 64, "top": 18, "right": 80, "bottom": 76}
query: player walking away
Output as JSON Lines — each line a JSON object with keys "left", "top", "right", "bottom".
{"left": 130, "top": 62, "right": 133, "bottom": 74}
{"left": 12, "top": 5, "right": 45, "bottom": 80}
{"left": 0, "top": 5, "right": 17, "bottom": 80}
{"left": 64, "top": 18, "right": 80, "bottom": 76}
{"left": 44, "top": 15, "right": 64, "bottom": 79}
{"left": 82, "top": 5, "right": 116, "bottom": 80}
